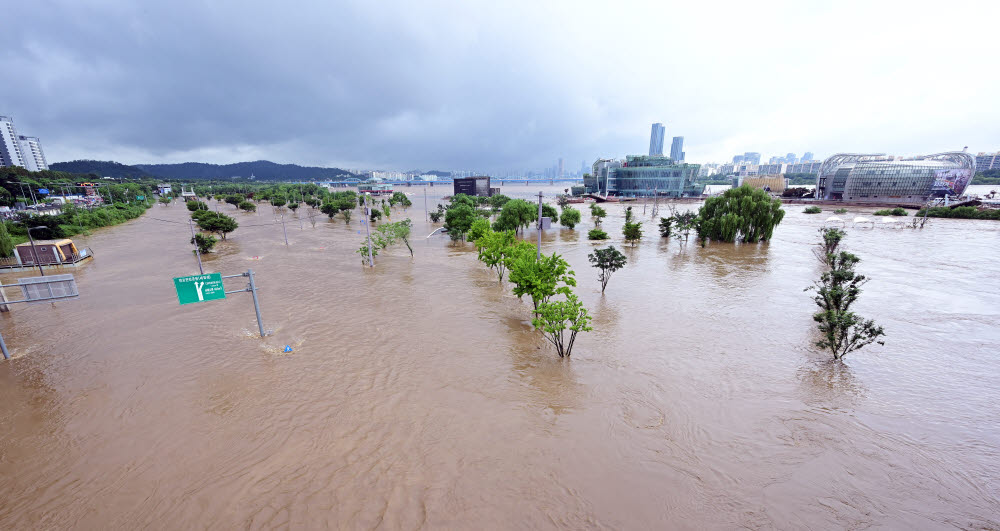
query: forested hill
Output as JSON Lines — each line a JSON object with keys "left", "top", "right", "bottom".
{"left": 49, "top": 160, "right": 152, "bottom": 178}
{"left": 50, "top": 160, "right": 357, "bottom": 181}
{"left": 134, "top": 160, "right": 356, "bottom": 180}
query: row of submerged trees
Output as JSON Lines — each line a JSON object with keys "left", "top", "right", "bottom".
{"left": 429, "top": 194, "right": 637, "bottom": 358}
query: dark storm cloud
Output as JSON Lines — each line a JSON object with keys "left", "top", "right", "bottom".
{"left": 2, "top": 0, "right": 608, "bottom": 170}
{"left": 4, "top": 1, "right": 999, "bottom": 169}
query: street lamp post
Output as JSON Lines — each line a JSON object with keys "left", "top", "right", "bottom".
{"left": 26, "top": 226, "right": 47, "bottom": 276}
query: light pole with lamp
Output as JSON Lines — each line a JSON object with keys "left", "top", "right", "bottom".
{"left": 26, "top": 226, "right": 47, "bottom": 276}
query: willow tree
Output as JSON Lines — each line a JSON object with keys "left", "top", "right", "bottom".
{"left": 697, "top": 186, "right": 785, "bottom": 243}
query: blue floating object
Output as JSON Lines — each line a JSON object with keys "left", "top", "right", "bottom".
{"left": 283, "top": 345, "right": 293, "bottom": 353}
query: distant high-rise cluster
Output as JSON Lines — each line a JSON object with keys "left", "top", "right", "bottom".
{"left": 0, "top": 115, "right": 48, "bottom": 171}
{"left": 733, "top": 152, "right": 761, "bottom": 165}
{"left": 649, "top": 123, "right": 665, "bottom": 156}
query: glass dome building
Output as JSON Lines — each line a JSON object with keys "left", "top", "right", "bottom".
{"left": 816, "top": 152, "right": 975, "bottom": 203}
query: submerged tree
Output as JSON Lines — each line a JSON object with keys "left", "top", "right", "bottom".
{"left": 193, "top": 233, "right": 218, "bottom": 254}
{"left": 378, "top": 219, "right": 414, "bottom": 257}
{"left": 808, "top": 228, "right": 886, "bottom": 360}
{"left": 493, "top": 199, "right": 536, "bottom": 234}
{"left": 467, "top": 218, "right": 492, "bottom": 242}
{"left": 192, "top": 210, "right": 238, "bottom": 239}
{"left": 560, "top": 206, "right": 582, "bottom": 229}
{"left": 508, "top": 251, "right": 577, "bottom": 312}
{"left": 697, "top": 186, "right": 785, "bottom": 244}
{"left": 658, "top": 217, "right": 673, "bottom": 238}
{"left": 444, "top": 203, "right": 476, "bottom": 241}
{"left": 533, "top": 293, "right": 593, "bottom": 358}
{"left": 622, "top": 206, "right": 643, "bottom": 245}
{"left": 541, "top": 203, "right": 559, "bottom": 225}
{"left": 588, "top": 246, "right": 627, "bottom": 293}
{"left": 590, "top": 204, "right": 607, "bottom": 226}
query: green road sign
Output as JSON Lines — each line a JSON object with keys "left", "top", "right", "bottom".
{"left": 173, "top": 273, "right": 226, "bottom": 305}
{"left": 137, "top": 195, "right": 145, "bottom": 200}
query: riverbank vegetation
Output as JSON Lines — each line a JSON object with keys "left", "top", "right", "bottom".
{"left": 915, "top": 206, "right": 1000, "bottom": 220}
{"left": 873, "top": 207, "right": 907, "bottom": 216}
{"left": 803, "top": 206, "right": 822, "bottom": 214}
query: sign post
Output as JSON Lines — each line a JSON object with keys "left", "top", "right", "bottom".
{"left": 172, "top": 270, "right": 267, "bottom": 338}
{"left": 173, "top": 273, "right": 226, "bottom": 305}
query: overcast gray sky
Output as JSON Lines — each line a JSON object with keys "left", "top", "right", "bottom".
{"left": 3, "top": 0, "right": 999, "bottom": 172}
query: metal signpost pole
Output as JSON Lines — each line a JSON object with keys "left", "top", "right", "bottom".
{"left": 188, "top": 218, "right": 204, "bottom": 275}
{"left": 424, "top": 187, "right": 428, "bottom": 223}
{"left": 247, "top": 269, "right": 266, "bottom": 338}
{"left": 281, "top": 215, "right": 289, "bottom": 246}
{"left": 536, "top": 191, "right": 543, "bottom": 260}
{"left": 363, "top": 193, "right": 375, "bottom": 267}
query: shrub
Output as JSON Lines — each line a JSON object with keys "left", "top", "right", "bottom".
{"left": 238, "top": 201, "right": 256, "bottom": 212}
{"left": 834, "top": 208, "right": 848, "bottom": 214}
{"left": 588, "top": 228, "right": 609, "bottom": 240}
{"left": 873, "top": 207, "right": 907, "bottom": 216}
{"left": 187, "top": 200, "right": 208, "bottom": 212}
{"left": 915, "top": 206, "right": 1000, "bottom": 220}
{"left": 803, "top": 206, "right": 822, "bottom": 214}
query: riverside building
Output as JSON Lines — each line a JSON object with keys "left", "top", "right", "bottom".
{"left": 595, "top": 155, "right": 703, "bottom": 197}
{"left": 816, "top": 152, "right": 975, "bottom": 203}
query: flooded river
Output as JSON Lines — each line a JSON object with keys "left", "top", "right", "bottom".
{"left": 1, "top": 186, "right": 998, "bottom": 529}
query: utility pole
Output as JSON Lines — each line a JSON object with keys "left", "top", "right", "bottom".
{"left": 189, "top": 218, "right": 204, "bottom": 274}
{"left": 363, "top": 193, "right": 375, "bottom": 267}
{"left": 281, "top": 214, "right": 289, "bottom": 245}
{"left": 424, "top": 187, "right": 428, "bottom": 223}
{"left": 536, "top": 191, "right": 543, "bottom": 260}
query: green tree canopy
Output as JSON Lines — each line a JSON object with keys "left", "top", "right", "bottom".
{"left": 588, "top": 246, "right": 627, "bottom": 293}
{"left": 444, "top": 204, "right": 476, "bottom": 241}
{"left": 541, "top": 203, "right": 559, "bottom": 224}
{"left": 193, "top": 211, "right": 239, "bottom": 239}
{"left": 508, "top": 251, "right": 577, "bottom": 311}
{"left": 697, "top": 186, "right": 785, "bottom": 243}
{"left": 493, "top": 199, "right": 537, "bottom": 233}
{"left": 532, "top": 293, "right": 593, "bottom": 358}
{"left": 560, "top": 206, "right": 581, "bottom": 229}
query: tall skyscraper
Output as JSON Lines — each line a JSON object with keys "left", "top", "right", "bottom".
{"left": 785, "top": 153, "right": 797, "bottom": 164}
{"left": 670, "top": 136, "right": 684, "bottom": 161}
{"left": 743, "top": 152, "right": 761, "bottom": 165}
{"left": 558, "top": 158, "right": 564, "bottom": 178}
{"left": 802, "top": 151, "right": 815, "bottom": 161}
{"left": 649, "top": 123, "right": 665, "bottom": 156}
{"left": 0, "top": 116, "right": 26, "bottom": 168}
{"left": 18, "top": 136, "right": 48, "bottom": 171}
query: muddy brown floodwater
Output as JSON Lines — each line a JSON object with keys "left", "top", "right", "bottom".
{"left": 1, "top": 186, "right": 998, "bottom": 529}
